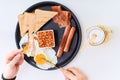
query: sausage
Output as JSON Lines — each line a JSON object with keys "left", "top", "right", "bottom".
{"left": 57, "top": 25, "right": 71, "bottom": 57}
{"left": 64, "top": 27, "right": 76, "bottom": 52}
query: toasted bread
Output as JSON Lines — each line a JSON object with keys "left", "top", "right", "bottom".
{"left": 33, "top": 9, "right": 58, "bottom": 33}
{"left": 24, "top": 12, "right": 36, "bottom": 35}
{"left": 18, "top": 9, "right": 58, "bottom": 37}
{"left": 18, "top": 12, "right": 36, "bottom": 36}
{"left": 18, "top": 14, "right": 28, "bottom": 36}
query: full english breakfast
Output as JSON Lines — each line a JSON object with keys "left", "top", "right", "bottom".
{"left": 18, "top": 5, "right": 76, "bottom": 69}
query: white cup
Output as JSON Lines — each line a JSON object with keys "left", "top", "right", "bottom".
{"left": 86, "top": 25, "right": 111, "bottom": 46}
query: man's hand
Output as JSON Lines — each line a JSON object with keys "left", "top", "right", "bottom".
{"left": 60, "top": 67, "right": 88, "bottom": 80}
{"left": 3, "top": 50, "right": 24, "bottom": 79}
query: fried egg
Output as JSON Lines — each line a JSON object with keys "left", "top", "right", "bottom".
{"left": 33, "top": 40, "right": 57, "bottom": 69}
{"left": 19, "top": 33, "right": 58, "bottom": 69}
{"left": 19, "top": 33, "right": 34, "bottom": 57}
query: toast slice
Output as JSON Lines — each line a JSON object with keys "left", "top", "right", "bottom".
{"left": 18, "top": 12, "right": 36, "bottom": 36}
{"left": 33, "top": 9, "right": 58, "bottom": 33}
{"left": 18, "top": 14, "right": 28, "bottom": 37}
{"left": 24, "top": 12, "right": 36, "bottom": 35}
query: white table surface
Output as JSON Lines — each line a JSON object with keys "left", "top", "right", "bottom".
{"left": 0, "top": 0, "right": 120, "bottom": 80}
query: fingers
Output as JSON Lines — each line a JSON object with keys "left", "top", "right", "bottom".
{"left": 60, "top": 67, "right": 88, "bottom": 80}
{"left": 65, "top": 77, "right": 70, "bottom": 80}
{"left": 67, "top": 67, "right": 88, "bottom": 80}
{"left": 9, "top": 53, "right": 21, "bottom": 67}
{"left": 60, "top": 68, "right": 69, "bottom": 80}
{"left": 18, "top": 53, "right": 24, "bottom": 65}
{"left": 67, "top": 67, "right": 82, "bottom": 76}
{"left": 6, "top": 49, "right": 22, "bottom": 64}
{"left": 60, "top": 68, "right": 77, "bottom": 80}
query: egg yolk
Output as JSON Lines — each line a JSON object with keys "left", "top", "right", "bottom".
{"left": 23, "top": 43, "right": 29, "bottom": 54}
{"left": 34, "top": 54, "right": 47, "bottom": 65}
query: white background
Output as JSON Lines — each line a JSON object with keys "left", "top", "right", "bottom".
{"left": 0, "top": 0, "right": 120, "bottom": 80}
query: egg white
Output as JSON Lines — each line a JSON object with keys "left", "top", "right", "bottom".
{"left": 19, "top": 34, "right": 58, "bottom": 69}
{"left": 34, "top": 40, "right": 58, "bottom": 69}
{"left": 19, "top": 33, "right": 28, "bottom": 49}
